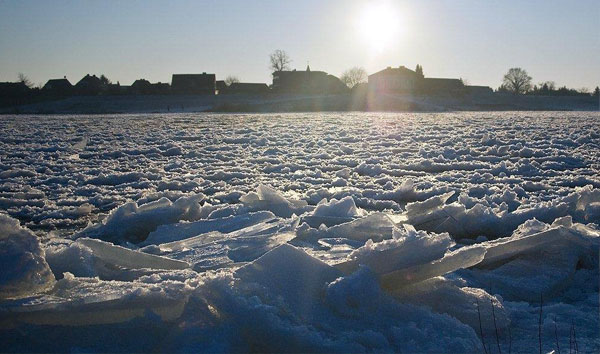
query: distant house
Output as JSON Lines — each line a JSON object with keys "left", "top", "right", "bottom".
{"left": 131, "top": 79, "right": 170, "bottom": 95}
{"left": 42, "top": 77, "right": 72, "bottom": 96}
{"left": 0, "top": 81, "right": 31, "bottom": 97}
{"left": 75, "top": 74, "right": 103, "bottom": 96}
{"left": 171, "top": 73, "right": 216, "bottom": 95}
{"left": 368, "top": 65, "right": 467, "bottom": 95}
{"left": 131, "top": 79, "right": 152, "bottom": 95}
{"left": 226, "top": 82, "right": 269, "bottom": 94}
{"left": 368, "top": 66, "right": 422, "bottom": 93}
{"left": 272, "top": 66, "right": 348, "bottom": 94}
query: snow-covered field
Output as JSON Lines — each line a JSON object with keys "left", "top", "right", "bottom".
{"left": 1, "top": 112, "right": 599, "bottom": 353}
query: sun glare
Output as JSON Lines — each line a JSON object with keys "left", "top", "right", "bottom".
{"left": 358, "top": 1, "right": 401, "bottom": 52}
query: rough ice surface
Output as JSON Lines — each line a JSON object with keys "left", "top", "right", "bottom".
{"left": 0, "top": 112, "right": 599, "bottom": 353}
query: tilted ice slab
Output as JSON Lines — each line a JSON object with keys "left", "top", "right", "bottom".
{"left": 140, "top": 210, "right": 276, "bottom": 246}
{"left": 462, "top": 217, "right": 599, "bottom": 301}
{"left": 0, "top": 271, "right": 192, "bottom": 327}
{"left": 377, "top": 245, "right": 487, "bottom": 290}
{"left": 0, "top": 214, "right": 55, "bottom": 300}
{"left": 295, "top": 212, "right": 397, "bottom": 244}
{"left": 76, "top": 194, "right": 206, "bottom": 243}
{"left": 77, "top": 238, "right": 189, "bottom": 270}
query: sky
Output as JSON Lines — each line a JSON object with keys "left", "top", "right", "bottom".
{"left": 1, "top": 0, "right": 598, "bottom": 89}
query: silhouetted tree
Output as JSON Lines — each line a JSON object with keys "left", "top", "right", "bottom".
{"left": 17, "top": 73, "right": 33, "bottom": 88}
{"left": 269, "top": 50, "right": 292, "bottom": 72}
{"left": 415, "top": 64, "right": 424, "bottom": 78}
{"left": 225, "top": 75, "right": 240, "bottom": 86}
{"left": 340, "top": 67, "right": 367, "bottom": 88}
{"left": 578, "top": 87, "right": 590, "bottom": 95}
{"left": 502, "top": 68, "right": 532, "bottom": 94}
{"left": 99, "top": 75, "right": 111, "bottom": 85}
{"left": 593, "top": 86, "right": 600, "bottom": 97}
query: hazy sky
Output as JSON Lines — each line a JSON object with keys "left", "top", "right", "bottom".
{"left": 1, "top": 0, "right": 598, "bottom": 89}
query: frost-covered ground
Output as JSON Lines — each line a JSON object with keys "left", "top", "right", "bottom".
{"left": 0, "top": 112, "right": 599, "bottom": 353}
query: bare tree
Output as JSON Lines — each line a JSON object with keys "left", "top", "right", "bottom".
{"left": 502, "top": 68, "right": 532, "bottom": 94}
{"left": 17, "top": 73, "right": 33, "bottom": 88}
{"left": 578, "top": 87, "right": 590, "bottom": 94}
{"left": 225, "top": 75, "right": 240, "bottom": 86}
{"left": 340, "top": 67, "right": 367, "bottom": 89}
{"left": 269, "top": 49, "right": 291, "bottom": 72}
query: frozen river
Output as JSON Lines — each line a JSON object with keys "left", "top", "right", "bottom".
{"left": 1, "top": 112, "right": 599, "bottom": 352}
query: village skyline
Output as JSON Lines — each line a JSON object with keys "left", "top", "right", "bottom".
{"left": 1, "top": 0, "right": 599, "bottom": 90}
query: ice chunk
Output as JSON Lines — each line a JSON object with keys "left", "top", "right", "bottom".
{"left": 77, "top": 238, "right": 189, "bottom": 270}
{"left": 240, "top": 185, "right": 310, "bottom": 218}
{"left": 0, "top": 214, "right": 55, "bottom": 299}
{"left": 321, "top": 212, "right": 396, "bottom": 242}
{"left": 2, "top": 273, "right": 190, "bottom": 326}
{"left": 141, "top": 211, "right": 276, "bottom": 246}
{"left": 76, "top": 194, "right": 206, "bottom": 243}
{"left": 300, "top": 196, "right": 363, "bottom": 228}
{"left": 379, "top": 246, "right": 487, "bottom": 290}
{"left": 477, "top": 225, "right": 596, "bottom": 268}
{"left": 313, "top": 196, "right": 362, "bottom": 218}
{"left": 44, "top": 238, "right": 97, "bottom": 278}
{"left": 406, "top": 191, "right": 455, "bottom": 216}
{"left": 335, "top": 227, "right": 453, "bottom": 275}
{"left": 392, "top": 277, "right": 510, "bottom": 333}
{"left": 406, "top": 186, "right": 600, "bottom": 240}
{"left": 463, "top": 223, "right": 599, "bottom": 301}
{"left": 235, "top": 244, "right": 342, "bottom": 310}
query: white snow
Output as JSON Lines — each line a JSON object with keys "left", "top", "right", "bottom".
{"left": 0, "top": 112, "right": 598, "bottom": 353}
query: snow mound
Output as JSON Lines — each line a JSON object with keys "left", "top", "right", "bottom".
{"left": 0, "top": 214, "right": 55, "bottom": 299}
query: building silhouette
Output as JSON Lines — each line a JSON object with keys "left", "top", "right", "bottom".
{"left": 368, "top": 65, "right": 484, "bottom": 96}
{"left": 272, "top": 66, "right": 348, "bottom": 94}
{"left": 42, "top": 77, "right": 73, "bottom": 96}
{"left": 368, "top": 66, "right": 420, "bottom": 93}
{"left": 171, "top": 73, "right": 216, "bottom": 95}
{"left": 75, "top": 74, "right": 103, "bottom": 96}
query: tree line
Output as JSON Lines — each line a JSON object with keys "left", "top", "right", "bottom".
{"left": 499, "top": 67, "right": 598, "bottom": 97}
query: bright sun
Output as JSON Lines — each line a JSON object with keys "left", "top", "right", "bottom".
{"left": 358, "top": 1, "right": 401, "bottom": 52}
